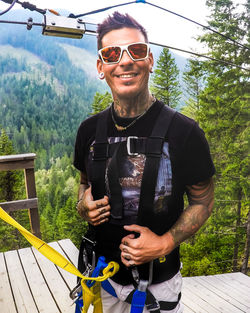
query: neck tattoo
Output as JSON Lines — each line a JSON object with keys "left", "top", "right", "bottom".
{"left": 111, "top": 96, "right": 156, "bottom": 131}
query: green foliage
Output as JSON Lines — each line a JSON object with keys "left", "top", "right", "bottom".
{"left": 181, "top": 58, "right": 205, "bottom": 120}
{"left": 180, "top": 0, "right": 250, "bottom": 276}
{"left": 91, "top": 91, "right": 113, "bottom": 115}
{"left": 0, "top": 28, "right": 105, "bottom": 170}
{"left": 35, "top": 155, "right": 88, "bottom": 247}
{"left": 0, "top": 130, "right": 30, "bottom": 252}
{"left": 151, "top": 48, "right": 182, "bottom": 108}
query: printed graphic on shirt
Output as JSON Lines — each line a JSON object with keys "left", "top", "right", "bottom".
{"left": 90, "top": 137, "right": 172, "bottom": 219}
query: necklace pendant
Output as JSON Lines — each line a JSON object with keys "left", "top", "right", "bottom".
{"left": 115, "top": 124, "right": 127, "bottom": 131}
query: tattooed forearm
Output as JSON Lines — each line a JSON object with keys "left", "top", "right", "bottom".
{"left": 169, "top": 178, "right": 214, "bottom": 248}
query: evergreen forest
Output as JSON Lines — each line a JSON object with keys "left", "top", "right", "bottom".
{"left": 0, "top": 1, "right": 249, "bottom": 277}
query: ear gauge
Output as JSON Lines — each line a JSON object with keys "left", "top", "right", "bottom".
{"left": 150, "top": 68, "right": 154, "bottom": 73}
{"left": 99, "top": 72, "right": 105, "bottom": 79}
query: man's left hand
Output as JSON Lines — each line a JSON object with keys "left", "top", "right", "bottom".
{"left": 119, "top": 224, "right": 174, "bottom": 267}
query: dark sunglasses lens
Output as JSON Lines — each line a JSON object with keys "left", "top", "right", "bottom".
{"left": 128, "top": 44, "right": 148, "bottom": 60}
{"left": 101, "top": 46, "right": 121, "bottom": 63}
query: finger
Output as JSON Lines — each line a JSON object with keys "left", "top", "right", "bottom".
{"left": 123, "top": 224, "right": 144, "bottom": 233}
{"left": 91, "top": 210, "right": 110, "bottom": 223}
{"left": 121, "top": 234, "right": 135, "bottom": 247}
{"left": 95, "top": 197, "right": 110, "bottom": 209}
{"left": 121, "top": 254, "right": 136, "bottom": 267}
{"left": 93, "top": 216, "right": 109, "bottom": 226}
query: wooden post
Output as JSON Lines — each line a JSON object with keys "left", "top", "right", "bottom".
{"left": 0, "top": 153, "right": 41, "bottom": 238}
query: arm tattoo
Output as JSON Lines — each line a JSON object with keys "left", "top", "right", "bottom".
{"left": 169, "top": 178, "right": 214, "bottom": 247}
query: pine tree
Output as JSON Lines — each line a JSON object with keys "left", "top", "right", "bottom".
{"left": 151, "top": 48, "right": 182, "bottom": 108}
{"left": 181, "top": 58, "right": 205, "bottom": 120}
{"left": 196, "top": 0, "right": 250, "bottom": 274}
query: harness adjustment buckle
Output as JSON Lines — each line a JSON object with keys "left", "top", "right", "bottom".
{"left": 138, "top": 279, "right": 148, "bottom": 292}
{"left": 127, "top": 136, "right": 139, "bottom": 156}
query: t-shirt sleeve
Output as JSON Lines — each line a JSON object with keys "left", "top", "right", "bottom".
{"left": 178, "top": 122, "right": 215, "bottom": 186}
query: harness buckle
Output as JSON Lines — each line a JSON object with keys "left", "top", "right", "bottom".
{"left": 127, "top": 136, "right": 139, "bottom": 156}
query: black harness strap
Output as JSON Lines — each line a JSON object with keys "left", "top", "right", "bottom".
{"left": 91, "top": 108, "right": 109, "bottom": 201}
{"left": 125, "top": 289, "right": 181, "bottom": 312}
{"left": 137, "top": 104, "right": 176, "bottom": 226}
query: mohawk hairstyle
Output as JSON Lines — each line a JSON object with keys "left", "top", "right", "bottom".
{"left": 97, "top": 11, "right": 148, "bottom": 50}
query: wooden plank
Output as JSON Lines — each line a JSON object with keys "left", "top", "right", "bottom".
{"left": 0, "top": 198, "right": 38, "bottom": 212}
{"left": 0, "top": 252, "right": 17, "bottom": 313}
{"left": 0, "top": 159, "right": 35, "bottom": 171}
{"left": 0, "top": 154, "right": 36, "bottom": 170}
{"left": 184, "top": 276, "right": 244, "bottom": 313}
{"left": 4, "top": 249, "right": 39, "bottom": 313}
{"left": 0, "top": 153, "right": 36, "bottom": 162}
{"left": 183, "top": 303, "right": 195, "bottom": 313}
{"left": 205, "top": 274, "right": 250, "bottom": 300}
{"left": 31, "top": 246, "right": 75, "bottom": 313}
{"left": 58, "top": 238, "right": 79, "bottom": 266}
{"left": 199, "top": 274, "right": 250, "bottom": 305}
{"left": 48, "top": 241, "right": 77, "bottom": 290}
{"left": 195, "top": 275, "right": 249, "bottom": 312}
{"left": 215, "top": 272, "right": 250, "bottom": 289}
{"left": 18, "top": 247, "right": 60, "bottom": 313}
{"left": 182, "top": 280, "right": 219, "bottom": 313}
{"left": 24, "top": 168, "right": 41, "bottom": 238}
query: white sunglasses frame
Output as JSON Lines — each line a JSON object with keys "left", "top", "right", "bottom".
{"left": 98, "top": 42, "right": 150, "bottom": 65}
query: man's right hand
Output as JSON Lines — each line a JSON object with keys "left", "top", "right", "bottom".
{"left": 77, "top": 187, "right": 111, "bottom": 226}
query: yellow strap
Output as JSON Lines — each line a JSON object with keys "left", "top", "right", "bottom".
{"left": 0, "top": 207, "right": 119, "bottom": 281}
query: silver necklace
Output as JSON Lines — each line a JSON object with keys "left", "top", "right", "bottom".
{"left": 111, "top": 96, "right": 156, "bottom": 131}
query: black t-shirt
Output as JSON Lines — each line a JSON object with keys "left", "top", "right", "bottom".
{"left": 74, "top": 100, "right": 215, "bottom": 284}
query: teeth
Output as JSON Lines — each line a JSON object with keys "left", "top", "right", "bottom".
{"left": 119, "top": 74, "right": 136, "bottom": 78}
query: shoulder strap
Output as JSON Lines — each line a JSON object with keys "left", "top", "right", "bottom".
{"left": 137, "top": 104, "right": 176, "bottom": 226}
{"left": 91, "top": 107, "right": 110, "bottom": 201}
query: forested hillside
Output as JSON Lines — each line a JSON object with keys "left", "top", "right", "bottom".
{"left": 0, "top": 10, "right": 107, "bottom": 168}
{"left": 0, "top": 2, "right": 249, "bottom": 276}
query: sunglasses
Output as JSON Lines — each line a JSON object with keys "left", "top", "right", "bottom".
{"left": 98, "top": 42, "right": 150, "bottom": 64}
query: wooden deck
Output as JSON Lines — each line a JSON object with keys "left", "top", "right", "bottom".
{"left": 0, "top": 239, "right": 249, "bottom": 313}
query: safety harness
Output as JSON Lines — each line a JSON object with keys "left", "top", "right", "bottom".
{"left": 81, "top": 102, "right": 181, "bottom": 312}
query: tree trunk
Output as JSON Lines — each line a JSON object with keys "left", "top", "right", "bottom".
{"left": 233, "top": 189, "right": 242, "bottom": 271}
{"left": 241, "top": 209, "right": 250, "bottom": 274}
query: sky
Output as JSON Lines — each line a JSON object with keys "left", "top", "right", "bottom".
{"left": 0, "top": 0, "right": 246, "bottom": 56}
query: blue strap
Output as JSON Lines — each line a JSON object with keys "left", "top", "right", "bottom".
{"left": 101, "top": 279, "right": 117, "bottom": 297}
{"left": 86, "top": 256, "right": 108, "bottom": 287}
{"left": 74, "top": 290, "right": 83, "bottom": 313}
{"left": 130, "top": 289, "right": 147, "bottom": 313}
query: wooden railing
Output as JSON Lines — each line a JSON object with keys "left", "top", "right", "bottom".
{"left": 0, "top": 153, "right": 41, "bottom": 238}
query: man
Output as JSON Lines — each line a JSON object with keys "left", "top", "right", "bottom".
{"left": 74, "top": 11, "right": 215, "bottom": 313}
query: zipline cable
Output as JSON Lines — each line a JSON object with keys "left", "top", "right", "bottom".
{"left": 146, "top": 1, "right": 250, "bottom": 52}
{"left": 0, "top": 18, "right": 249, "bottom": 72}
{"left": 68, "top": 0, "right": 250, "bottom": 52}
{"left": 149, "top": 40, "right": 250, "bottom": 72}
{"left": 68, "top": 1, "right": 135, "bottom": 18}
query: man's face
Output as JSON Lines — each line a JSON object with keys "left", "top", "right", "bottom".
{"left": 97, "top": 27, "right": 154, "bottom": 101}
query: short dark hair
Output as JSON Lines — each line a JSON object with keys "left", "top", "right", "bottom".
{"left": 97, "top": 11, "right": 148, "bottom": 50}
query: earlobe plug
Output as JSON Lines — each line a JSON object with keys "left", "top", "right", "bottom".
{"left": 99, "top": 72, "right": 105, "bottom": 79}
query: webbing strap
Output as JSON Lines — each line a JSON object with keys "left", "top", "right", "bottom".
{"left": 125, "top": 288, "right": 181, "bottom": 312}
{"left": 137, "top": 104, "right": 176, "bottom": 226}
{"left": 107, "top": 142, "right": 127, "bottom": 219}
{"left": 0, "top": 206, "right": 119, "bottom": 284}
{"left": 91, "top": 107, "right": 110, "bottom": 201}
